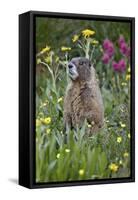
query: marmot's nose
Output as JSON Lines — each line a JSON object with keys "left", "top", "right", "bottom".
{"left": 68, "top": 63, "right": 73, "bottom": 69}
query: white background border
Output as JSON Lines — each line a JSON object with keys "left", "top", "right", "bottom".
{"left": 0, "top": 0, "right": 137, "bottom": 199}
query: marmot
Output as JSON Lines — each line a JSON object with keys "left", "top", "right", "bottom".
{"left": 63, "top": 57, "right": 104, "bottom": 135}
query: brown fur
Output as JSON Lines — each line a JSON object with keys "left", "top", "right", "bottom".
{"left": 63, "top": 57, "right": 104, "bottom": 135}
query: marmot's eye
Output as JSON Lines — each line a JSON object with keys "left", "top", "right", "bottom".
{"left": 79, "top": 61, "right": 84, "bottom": 65}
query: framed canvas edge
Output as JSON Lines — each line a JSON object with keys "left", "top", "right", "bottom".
{"left": 19, "top": 10, "right": 135, "bottom": 189}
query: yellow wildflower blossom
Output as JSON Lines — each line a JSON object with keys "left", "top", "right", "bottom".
{"left": 46, "top": 128, "right": 51, "bottom": 134}
{"left": 119, "top": 160, "right": 123, "bottom": 165}
{"left": 87, "top": 124, "right": 91, "bottom": 128}
{"left": 58, "top": 97, "right": 63, "bottom": 103}
{"left": 72, "top": 34, "right": 79, "bottom": 42}
{"left": 92, "top": 39, "right": 99, "bottom": 45}
{"left": 117, "top": 136, "right": 122, "bottom": 143}
{"left": 128, "top": 133, "right": 131, "bottom": 139}
{"left": 120, "top": 122, "right": 126, "bottom": 128}
{"left": 109, "top": 163, "right": 119, "bottom": 172}
{"left": 126, "top": 74, "right": 131, "bottom": 81}
{"left": 82, "top": 29, "right": 95, "bottom": 38}
{"left": 42, "top": 117, "right": 51, "bottom": 125}
{"left": 36, "top": 119, "right": 41, "bottom": 127}
{"left": 61, "top": 46, "right": 71, "bottom": 51}
{"left": 124, "top": 152, "right": 129, "bottom": 158}
{"left": 128, "top": 66, "right": 131, "bottom": 73}
{"left": 121, "top": 82, "right": 127, "bottom": 86}
{"left": 44, "top": 56, "right": 51, "bottom": 64}
{"left": 40, "top": 45, "right": 51, "bottom": 54}
{"left": 79, "top": 169, "right": 84, "bottom": 176}
{"left": 56, "top": 153, "right": 60, "bottom": 159}
{"left": 37, "top": 58, "right": 41, "bottom": 64}
{"left": 65, "top": 149, "right": 70, "bottom": 153}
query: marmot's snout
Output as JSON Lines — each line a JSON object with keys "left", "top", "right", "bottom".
{"left": 68, "top": 61, "right": 79, "bottom": 80}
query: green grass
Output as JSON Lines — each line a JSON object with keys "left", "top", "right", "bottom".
{"left": 35, "top": 71, "right": 131, "bottom": 183}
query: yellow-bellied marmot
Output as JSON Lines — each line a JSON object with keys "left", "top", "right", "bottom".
{"left": 63, "top": 57, "right": 104, "bottom": 135}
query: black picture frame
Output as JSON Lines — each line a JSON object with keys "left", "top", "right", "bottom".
{"left": 19, "top": 10, "right": 135, "bottom": 189}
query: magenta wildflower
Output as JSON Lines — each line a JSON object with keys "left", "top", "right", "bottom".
{"left": 103, "top": 39, "right": 111, "bottom": 49}
{"left": 102, "top": 53, "right": 110, "bottom": 64}
{"left": 120, "top": 42, "right": 128, "bottom": 55}
{"left": 112, "top": 59, "right": 126, "bottom": 72}
{"left": 107, "top": 43, "right": 114, "bottom": 58}
{"left": 102, "top": 39, "right": 114, "bottom": 64}
{"left": 118, "top": 59, "right": 126, "bottom": 72}
{"left": 112, "top": 61, "right": 119, "bottom": 71}
{"left": 103, "top": 39, "right": 114, "bottom": 58}
{"left": 125, "top": 46, "right": 131, "bottom": 57}
{"left": 118, "top": 35, "right": 130, "bottom": 58}
{"left": 118, "top": 35, "right": 125, "bottom": 47}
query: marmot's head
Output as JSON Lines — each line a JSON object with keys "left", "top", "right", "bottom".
{"left": 68, "top": 57, "right": 92, "bottom": 82}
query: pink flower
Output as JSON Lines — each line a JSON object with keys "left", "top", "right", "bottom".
{"left": 103, "top": 39, "right": 114, "bottom": 58}
{"left": 103, "top": 39, "right": 111, "bottom": 49}
{"left": 118, "top": 35, "right": 125, "bottom": 47}
{"left": 120, "top": 42, "right": 128, "bottom": 55}
{"left": 118, "top": 59, "right": 126, "bottom": 72}
{"left": 118, "top": 35, "right": 130, "bottom": 58}
{"left": 112, "top": 59, "right": 126, "bottom": 72}
{"left": 107, "top": 43, "right": 114, "bottom": 58}
{"left": 102, "top": 53, "right": 110, "bottom": 64}
{"left": 112, "top": 61, "right": 119, "bottom": 71}
{"left": 125, "top": 46, "right": 131, "bottom": 57}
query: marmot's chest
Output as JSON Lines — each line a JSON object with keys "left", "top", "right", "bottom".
{"left": 69, "top": 85, "right": 86, "bottom": 114}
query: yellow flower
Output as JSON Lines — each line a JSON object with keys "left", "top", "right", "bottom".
{"left": 109, "top": 163, "right": 119, "bottom": 172}
{"left": 126, "top": 74, "right": 131, "bottom": 81}
{"left": 44, "top": 56, "right": 51, "bottom": 64}
{"left": 61, "top": 46, "right": 71, "bottom": 51}
{"left": 128, "top": 66, "right": 131, "bottom": 73}
{"left": 56, "top": 153, "right": 60, "bottom": 159}
{"left": 58, "top": 97, "right": 63, "bottom": 103}
{"left": 40, "top": 45, "right": 51, "bottom": 54}
{"left": 65, "top": 149, "right": 70, "bottom": 153}
{"left": 36, "top": 119, "right": 41, "bottom": 127}
{"left": 124, "top": 152, "right": 129, "bottom": 158}
{"left": 72, "top": 34, "right": 79, "bottom": 42}
{"left": 42, "top": 117, "right": 51, "bottom": 125}
{"left": 120, "top": 122, "right": 126, "bottom": 128}
{"left": 87, "top": 124, "right": 91, "bottom": 128}
{"left": 46, "top": 128, "right": 51, "bottom": 134}
{"left": 91, "top": 39, "right": 99, "bottom": 45}
{"left": 121, "top": 82, "right": 127, "bottom": 86}
{"left": 37, "top": 58, "right": 41, "bottom": 64}
{"left": 79, "top": 169, "right": 84, "bottom": 176}
{"left": 82, "top": 29, "right": 95, "bottom": 38}
{"left": 128, "top": 133, "right": 131, "bottom": 139}
{"left": 119, "top": 160, "right": 123, "bottom": 165}
{"left": 117, "top": 136, "right": 122, "bottom": 143}
{"left": 40, "top": 101, "right": 48, "bottom": 108}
